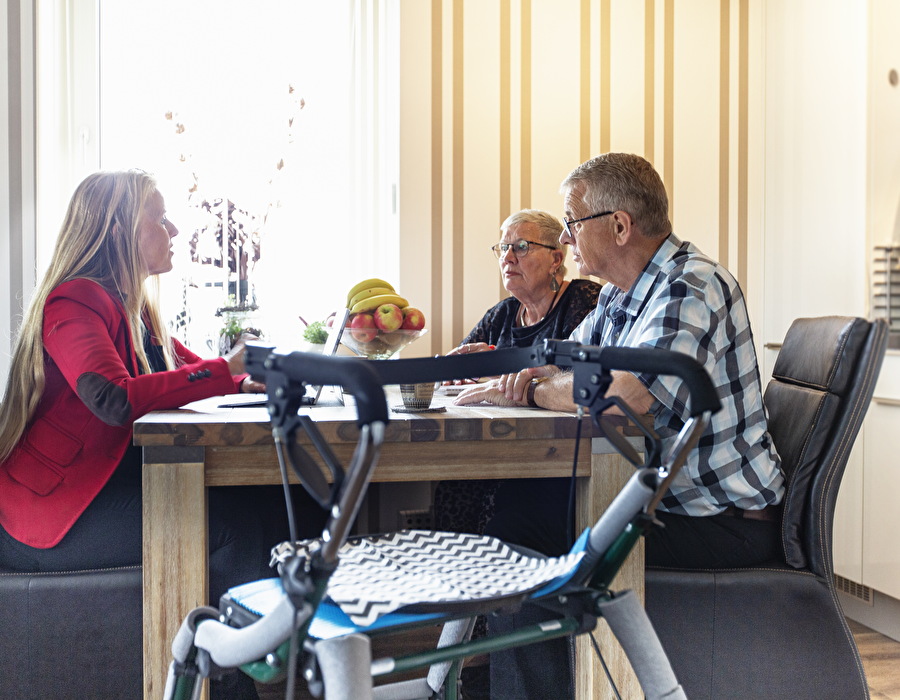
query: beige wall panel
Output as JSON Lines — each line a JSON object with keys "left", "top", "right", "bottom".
{"left": 439, "top": 1, "right": 457, "bottom": 352}
{"left": 399, "top": 0, "right": 439, "bottom": 356}
{"left": 744, "top": 0, "right": 767, "bottom": 351}
{"left": 460, "top": 0, "right": 503, "bottom": 345}
{"left": 868, "top": 0, "right": 900, "bottom": 249}
{"left": 507, "top": 2, "right": 523, "bottom": 214}
{"left": 671, "top": 0, "right": 721, "bottom": 258}
{"left": 650, "top": 0, "right": 668, "bottom": 178}
{"left": 529, "top": 0, "right": 583, "bottom": 216}
{"left": 608, "top": 0, "right": 647, "bottom": 157}
{"left": 724, "top": 0, "right": 740, "bottom": 276}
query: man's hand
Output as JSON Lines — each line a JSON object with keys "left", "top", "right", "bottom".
{"left": 454, "top": 365, "right": 559, "bottom": 406}
{"left": 453, "top": 376, "right": 524, "bottom": 406}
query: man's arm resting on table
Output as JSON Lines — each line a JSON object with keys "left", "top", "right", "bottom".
{"left": 455, "top": 366, "right": 655, "bottom": 415}
{"left": 532, "top": 369, "right": 654, "bottom": 415}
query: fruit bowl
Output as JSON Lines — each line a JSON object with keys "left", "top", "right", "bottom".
{"left": 340, "top": 328, "right": 428, "bottom": 360}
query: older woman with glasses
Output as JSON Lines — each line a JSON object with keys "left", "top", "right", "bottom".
{"left": 437, "top": 209, "right": 600, "bottom": 535}
{"left": 434, "top": 209, "right": 600, "bottom": 698}
{"left": 435, "top": 208, "right": 601, "bottom": 540}
{"left": 450, "top": 209, "right": 601, "bottom": 359}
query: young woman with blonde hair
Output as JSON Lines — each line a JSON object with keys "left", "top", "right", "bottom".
{"left": 0, "top": 170, "right": 321, "bottom": 699}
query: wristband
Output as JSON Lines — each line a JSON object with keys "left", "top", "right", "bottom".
{"left": 526, "top": 378, "right": 543, "bottom": 407}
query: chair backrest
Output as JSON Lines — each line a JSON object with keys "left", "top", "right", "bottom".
{"left": 763, "top": 316, "right": 887, "bottom": 576}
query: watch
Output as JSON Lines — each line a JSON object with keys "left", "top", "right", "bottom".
{"left": 526, "top": 378, "right": 544, "bottom": 407}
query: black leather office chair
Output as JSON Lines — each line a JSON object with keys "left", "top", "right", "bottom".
{"left": 646, "top": 316, "right": 887, "bottom": 700}
{"left": 0, "top": 564, "right": 142, "bottom": 699}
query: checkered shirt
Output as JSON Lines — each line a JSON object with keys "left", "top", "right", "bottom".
{"left": 571, "top": 234, "right": 784, "bottom": 515}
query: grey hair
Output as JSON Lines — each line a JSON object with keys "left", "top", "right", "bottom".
{"left": 560, "top": 153, "right": 671, "bottom": 238}
{"left": 500, "top": 209, "right": 567, "bottom": 276}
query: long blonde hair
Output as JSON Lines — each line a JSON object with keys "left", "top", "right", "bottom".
{"left": 0, "top": 170, "right": 177, "bottom": 460}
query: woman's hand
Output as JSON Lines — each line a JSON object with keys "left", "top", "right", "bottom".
{"left": 240, "top": 375, "right": 266, "bottom": 394}
{"left": 443, "top": 343, "right": 495, "bottom": 385}
{"left": 446, "top": 342, "right": 495, "bottom": 356}
{"left": 223, "top": 333, "right": 266, "bottom": 393}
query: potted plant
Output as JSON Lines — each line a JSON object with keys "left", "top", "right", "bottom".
{"left": 216, "top": 298, "right": 263, "bottom": 355}
{"left": 302, "top": 320, "right": 329, "bottom": 352}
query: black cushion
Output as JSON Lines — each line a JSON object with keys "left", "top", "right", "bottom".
{"left": 0, "top": 566, "right": 142, "bottom": 700}
{"left": 646, "top": 567, "right": 869, "bottom": 700}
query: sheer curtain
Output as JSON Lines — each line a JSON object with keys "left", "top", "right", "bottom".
{"left": 33, "top": 0, "right": 399, "bottom": 353}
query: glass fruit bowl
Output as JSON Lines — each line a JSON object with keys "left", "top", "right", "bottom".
{"left": 340, "top": 328, "right": 428, "bottom": 360}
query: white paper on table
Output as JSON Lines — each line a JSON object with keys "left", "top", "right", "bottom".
{"left": 179, "top": 393, "right": 268, "bottom": 412}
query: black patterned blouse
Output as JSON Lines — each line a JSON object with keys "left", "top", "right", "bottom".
{"left": 459, "top": 278, "right": 602, "bottom": 349}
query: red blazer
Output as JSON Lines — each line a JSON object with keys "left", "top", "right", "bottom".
{"left": 0, "top": 279, "right": 244, "bottom": 548}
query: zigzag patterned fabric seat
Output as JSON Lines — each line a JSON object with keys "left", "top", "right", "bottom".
{"left": 227, "top": 529, "right": 589, "bottom": 635}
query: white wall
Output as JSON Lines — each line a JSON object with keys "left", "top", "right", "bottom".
{"left": 1, "top": 0, "right": 37, "bottom": 388}
{"left": 1, "top": 2, "right": 10, "bottom": 386}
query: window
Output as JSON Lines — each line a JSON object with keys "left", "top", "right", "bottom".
{"left": 37, "top": 0, "right": 399, "bottom": 351}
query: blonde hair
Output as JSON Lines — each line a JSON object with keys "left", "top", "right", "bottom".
{"left": 0, "top": 170, "right": 176, "bottom": 460}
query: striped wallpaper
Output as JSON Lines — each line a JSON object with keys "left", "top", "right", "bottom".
{"left": 399, "top": 0, "right": 756, "bottom": 356}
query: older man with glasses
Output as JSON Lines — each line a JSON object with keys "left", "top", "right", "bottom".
{"left": 456, "top": 152, "right": 784, "bottom": 700}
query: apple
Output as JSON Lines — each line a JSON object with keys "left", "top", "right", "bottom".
{"left": 401, "top": 307, "right": 426, "bottom": 331}
{"left": 349, "top": 312, "right": 377, "bottom": 342}
{"left": 373, "top": 303, "right": 403, "bottom": 332}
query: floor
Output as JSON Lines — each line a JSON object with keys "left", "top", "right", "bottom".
{"left": 850, "top": 619, "right": 900, "bottom": 700}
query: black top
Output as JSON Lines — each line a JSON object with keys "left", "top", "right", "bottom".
{"left": 142, "top": 322, "right": 168, "bottom": 374}
{"left": 460, "top": 279, "right": 602, "bottom": 349}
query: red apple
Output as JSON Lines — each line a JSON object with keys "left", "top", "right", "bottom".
{"left": 373, "top": 303, "right": 403, "bottom": 332}
{"left": 349, "top": 312, "right": 377, "bottom": 342}
{"left": 401, "top": 307, "right": 426, "bottom": 331}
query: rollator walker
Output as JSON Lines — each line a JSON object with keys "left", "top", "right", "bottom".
{"left": 164, "top": 339, "right": 720, "bottom": 700}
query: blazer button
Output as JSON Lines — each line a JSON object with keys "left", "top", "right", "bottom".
{"left": 202, "top": 369, "right": 212, "bottom": 378}
{"left": 188, "top": 373, "right": 196, "bottom": 381}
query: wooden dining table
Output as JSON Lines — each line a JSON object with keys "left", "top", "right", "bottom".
{"left": 134, "top": 387, "right": 646, "bottom": 699}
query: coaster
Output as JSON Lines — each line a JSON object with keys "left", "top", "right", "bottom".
{"left": 391, "top": 405, "right": 448, "bottom": 414}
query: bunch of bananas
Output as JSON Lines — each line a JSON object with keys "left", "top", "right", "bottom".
{"left": 345, "top": 278, "right": 409, "bottom": 314}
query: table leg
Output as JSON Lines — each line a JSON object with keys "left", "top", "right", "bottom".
{"left": 143, "top": 446, "right": 209, "bottom": 700}
{"left": 575, "top": 451, "right": 644, "bottom": 700}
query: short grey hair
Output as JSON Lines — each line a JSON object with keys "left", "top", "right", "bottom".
{"left": 500, "top": 209, "right": 567, "bottom": 276}
{"left": 560, "top": 153, "right": 671, "bottom": 238}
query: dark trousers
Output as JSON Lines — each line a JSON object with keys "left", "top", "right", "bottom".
{"left": 483, "top": 478, "right": 780, "bottom": 700}
{"left": 0, "top": 446, "right": 328, "bottom": 699}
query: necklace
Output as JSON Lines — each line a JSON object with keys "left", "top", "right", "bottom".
{"left": 518, "top": 283, "right": 562, "bottom": 328}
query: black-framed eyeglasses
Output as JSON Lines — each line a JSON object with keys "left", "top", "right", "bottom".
{"left": 562, "top": 210, "right": 615, "bottom": 236}
{"left": 491, "top": 239, "right": 557, "bottom": 259}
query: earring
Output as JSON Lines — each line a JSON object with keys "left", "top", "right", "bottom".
{"left": 550, "top": 272, "right": 560, "bottom": 293}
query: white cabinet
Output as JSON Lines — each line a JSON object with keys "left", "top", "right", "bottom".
{"left": 861, "top": 353, "right": 900, "bottom": 599}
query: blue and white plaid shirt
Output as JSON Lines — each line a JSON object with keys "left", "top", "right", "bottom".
{"left": 571, "top": 234, "right": 784, "bottom": 515}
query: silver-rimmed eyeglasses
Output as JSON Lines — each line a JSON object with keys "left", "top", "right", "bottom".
{"left": 491, "top": 239, "right": 557, "bottom": 259}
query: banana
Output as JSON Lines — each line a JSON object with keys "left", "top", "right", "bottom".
{"left": 348, "top": 286, "right": 396, "bottom": 309}
{"left": 350, "top": 293, "right": 409, "bottom": 314}
{"left": 346, "top": 278, "right": 394, "bottom": 307}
